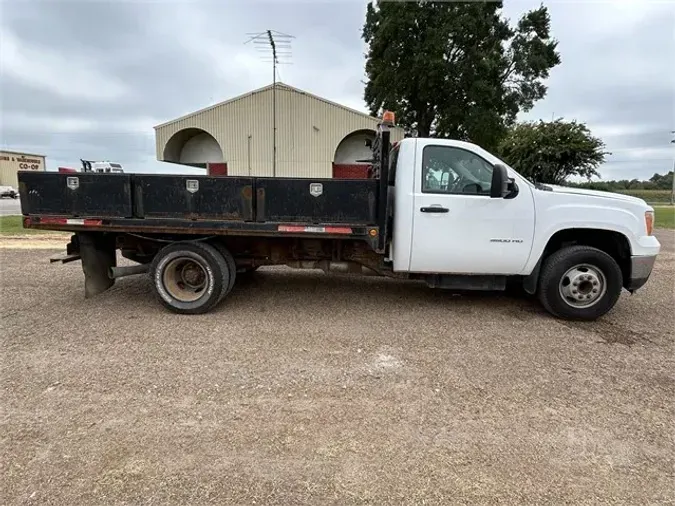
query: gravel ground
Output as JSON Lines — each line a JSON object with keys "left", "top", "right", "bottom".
{"left": 1, "top": 231, "right": 674, "bottom": 505}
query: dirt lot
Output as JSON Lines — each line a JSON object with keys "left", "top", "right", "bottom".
{"left": 1, "top": 231, "right": 674, "bottom": 505}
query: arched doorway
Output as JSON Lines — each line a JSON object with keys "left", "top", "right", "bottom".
{"left": 333, "top": 129, "right": 376, "bottom": 179}
{"left": 163, "top": 128, "right": 224, "bottom": 170}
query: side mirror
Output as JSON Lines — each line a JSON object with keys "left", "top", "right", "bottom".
{"left": 490, "top": 164, "right": 518, "bottom": 199}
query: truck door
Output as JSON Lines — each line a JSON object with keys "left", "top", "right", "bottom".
{"left": 409, "top": 142, "right": 535, "bottom": 275}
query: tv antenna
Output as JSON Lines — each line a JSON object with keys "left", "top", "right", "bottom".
{"left": 245, "top": 30, "right": 294, "bottom": 176}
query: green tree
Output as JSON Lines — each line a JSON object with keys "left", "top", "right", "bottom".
{"left": 649, "top": 171, "right": 674, "bottom": 190}
{"left": 362, "top": 1, "right": 560, "bottom": 151}
{"left": 498, "top": 119, "right": 608, "bottom": 184}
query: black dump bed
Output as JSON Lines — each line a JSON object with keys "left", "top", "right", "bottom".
{"left": 19, "top": 172, "right": 378, "bottom": 225}
{"left": 18, "top": 127, "right": 391, "bottom": 251}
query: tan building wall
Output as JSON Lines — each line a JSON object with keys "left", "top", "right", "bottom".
{"left": 154, "top": 83, "right": 404, "bottom": 178}
{"left": 0, "top": 150, "right": 46, "bottom": 187}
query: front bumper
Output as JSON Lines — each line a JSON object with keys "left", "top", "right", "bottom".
{"left": 627, "top": 255, "right": 657, "bottom": 291}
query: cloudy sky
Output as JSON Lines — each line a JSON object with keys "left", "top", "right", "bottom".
{"left": 1, "top": 0, "right": 673, "bottom": 179}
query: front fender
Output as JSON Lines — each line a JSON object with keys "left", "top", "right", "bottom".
{"left": 523, "top": 201, "right": 643, "bottom": 275}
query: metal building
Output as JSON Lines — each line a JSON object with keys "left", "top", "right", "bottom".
{"left": 0, "top": 150, "right": 46, "bottom": 187}
{"left": 154, "top": 83, "right": 404, "bottom": 178}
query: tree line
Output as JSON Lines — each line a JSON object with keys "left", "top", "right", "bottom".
{"left": 568, "top": 171, "right": 674, "bottom": 191}
{"left": 361, "top": 1, "right": 660, "bottom": 186}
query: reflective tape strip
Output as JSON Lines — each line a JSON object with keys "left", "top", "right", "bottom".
{"left": 278, "top": 225, "right": 353, "bottom": 234}
{"left": 38, "top": 217, "right": 102, "bottom": 226}
{"left": 39, "top": 217, "right": 67, "bottom": 225}
{"left": 324, "top": 226, "right": 353, "bottom": 234}
{"left": 278, "top": 225, "right": 306, "bottom": 233}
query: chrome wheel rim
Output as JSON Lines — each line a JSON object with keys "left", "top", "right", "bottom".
{"left": 559, "top": 263, "right": 607, "bottom": 309}
{"left": 162, "top": 257, "right": 208, "bottom": 302}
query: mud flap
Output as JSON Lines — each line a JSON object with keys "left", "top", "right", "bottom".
{"left": 523, "top": 257, "right": 543, "bottom": 295}
{"left": 78, "top": 233, "right": 116, "bottom": 298}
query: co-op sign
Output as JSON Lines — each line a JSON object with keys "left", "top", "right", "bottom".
{"left": 0, "top": 152, "right": 44, "bottom": 171}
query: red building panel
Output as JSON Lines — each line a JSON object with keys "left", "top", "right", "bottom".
{"left": 332, "top": 163, "right": 370, "bottom": 179}
{"left": 207, "top": 163, "right": 228, "bottom": 176}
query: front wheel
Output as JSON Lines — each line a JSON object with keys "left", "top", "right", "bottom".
{"left": 538, "top": 246, "right": 623, "bottom": 321}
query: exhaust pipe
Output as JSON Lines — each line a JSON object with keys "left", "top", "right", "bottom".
{"left": 108, "top": 263, "right": 149, "bottom": 280}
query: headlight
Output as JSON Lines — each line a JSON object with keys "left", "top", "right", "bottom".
{"left": 645, "top": 211, "right": 654, "bottom": 236}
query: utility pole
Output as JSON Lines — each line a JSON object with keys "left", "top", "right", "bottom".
{"left": 245, "top": 30, "right": 294, "bottom": 177}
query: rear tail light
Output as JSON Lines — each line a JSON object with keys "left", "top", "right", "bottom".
{"left": 645, "top": 211, "right": 654, "bottom": 236}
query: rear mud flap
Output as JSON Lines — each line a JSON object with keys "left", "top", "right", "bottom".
{"left": 78, "top": 233, "right": 116, "bottom": 298}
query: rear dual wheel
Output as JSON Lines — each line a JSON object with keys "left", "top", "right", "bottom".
{"left": 212, "top": 242, "right": 237, "bottom": 302}
{"left": 150, "top": 242, "right": 236, "bottom": 314}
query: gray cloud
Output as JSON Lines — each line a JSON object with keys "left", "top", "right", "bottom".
{"left": 1, "top": 0, "right": 673, "bottom": 179}
{"left": 511, "top": 0, "right": 675, "bottom": 180}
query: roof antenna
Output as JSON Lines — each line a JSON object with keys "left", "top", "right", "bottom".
{"left": 245, "top": 30, "right": 294, "bottom": 177}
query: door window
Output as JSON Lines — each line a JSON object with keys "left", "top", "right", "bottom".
{"left": 422, "top": 146, "right": 493, "bottom": 195}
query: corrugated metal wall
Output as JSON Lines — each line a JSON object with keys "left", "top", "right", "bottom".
{"left": 155, "top": 84, "right": 404, "bottom": 178}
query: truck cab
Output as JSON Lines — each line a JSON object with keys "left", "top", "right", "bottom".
{"left": 389, "top": 136, "right": 660, "bottom": 318}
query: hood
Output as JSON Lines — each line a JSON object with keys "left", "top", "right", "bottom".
{"left": 545, "top": 185, "right": 647, "bottom": 205}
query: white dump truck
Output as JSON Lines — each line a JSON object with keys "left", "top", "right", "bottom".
{"left": 19, "top": 112, "right": 660, "bottom": 320}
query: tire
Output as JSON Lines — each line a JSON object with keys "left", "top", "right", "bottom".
{"left": 211, "top": 242, "right": 237, "bottom": 302}
{"left": 538, "top": 245, "right": 623, "bottom": 321}
{"left": 151, "top": 242, "right": 230, "bottom": 314}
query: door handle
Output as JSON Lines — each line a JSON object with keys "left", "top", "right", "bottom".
{"left": 420, "top": 206, "right": 449, "bottom": 213}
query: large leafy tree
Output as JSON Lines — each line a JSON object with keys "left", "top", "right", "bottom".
{"left": 362, "top": 1, "right": 560, "bottom": 151}
{"left": 498, "top": 120, "right": 608, "bottom": 184}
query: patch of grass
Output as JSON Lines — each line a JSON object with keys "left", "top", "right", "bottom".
{"left": 0, "top": 215, "right": 67, "bottom": 235}
{"left": 654, "top": 206, "right": 675, "bottom": 229}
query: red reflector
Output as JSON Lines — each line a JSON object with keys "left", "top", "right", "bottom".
{"left": 83, "top": 219, "right": 103, "bottom": 226}
{"left": 277, "top": 225, "right": 352, "bottom": 234}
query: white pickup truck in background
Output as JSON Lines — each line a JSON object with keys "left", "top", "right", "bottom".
{"left": 19, "top": 116, "right": 660, "bottom": 320}
{"left": 0, "top": 185, "right": 19, "bottom": 199}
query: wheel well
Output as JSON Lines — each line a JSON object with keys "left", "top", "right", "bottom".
{"left": 542, "top": 229, "right": 632, "bottom": 287}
